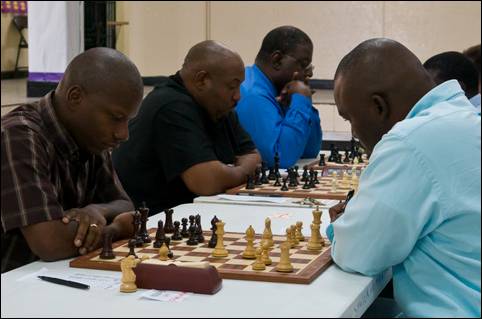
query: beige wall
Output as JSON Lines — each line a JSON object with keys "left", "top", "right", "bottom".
{"left": 1, "top": 13, "right": 28, "bottom": 72}
{"left": 117, "top": 1, "right": 481, "bottom": 79}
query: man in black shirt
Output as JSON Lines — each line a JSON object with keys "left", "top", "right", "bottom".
{"left": 112, "top": 41, "right": 261, "bottom": 215}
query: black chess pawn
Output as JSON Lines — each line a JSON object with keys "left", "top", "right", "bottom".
{"left": 180, "top": 218, "right": 189, "bottom": 238}
{"left": 302, "top": 176, "right": 311, "bottom": 189}
{"left": 208, "top": 215, "right": 219, "bottom": 248}
{"left": 246, "top": 174, "right": 255, "bottom": 189}
{"left": 171, "top": 221, "right": 183, "bottom": 240}
{"left": 195, "top": 214, "right": 204, "bottom": 243}
{"left": 163, "top": 209, "right": 175, "bottom": 233}
{"left": 328, "top": 144, "right": 336, "bottom": 162}
{"left": 319, "top": 154, "right": 326, "bottom": 167}
{"left": 273, "top": 175, "right": 281, "bottom": 187}
{"left": 186, "top": 225, "right": 198, "bottom": 245}
{"left": 288, "top": 169, "right": 297, "bottom": 187}
{"left": 274, "top": 152, "right": 281, "bottom": 178}
{"left": 302, "top": 166, "right": 309, "bottom": 182}
{"left": 280, "top": 177, "right": 289, "bottom": 191}
{"left": 267, "top": 168, "right": 276, "bottom": 180}
{"left": 99, "top": 229, "right": 115, "bottom": 259}
{"left": 153, "top": 220, "right": 166, "bottom": 248}
{"left": 254, "top": 166, "right": 262, "bottom": 185}
{"left": 127, "top": 239, "right": 137, "bottom": 258}
{"left": 313, "top": 170, "right": 320, "bottom": 184}
{"left": 260, "top": 168, "right": 269, "bottom": 184}
{"left": 188, "top": 215, "right": 195, "bottom": 228}
{"left": 343, "top": 149, "right": 350, "bottom": 163}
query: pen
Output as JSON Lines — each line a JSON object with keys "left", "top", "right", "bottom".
{"left": 341, "top": 189, "right": 355, "bottom": 213}
{"left": 38, "top": 276, "right": 90, "bottom": 290}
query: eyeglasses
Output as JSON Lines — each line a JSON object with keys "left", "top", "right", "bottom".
{"left": 284, "top": 54, "right": 315, "bottom": 73}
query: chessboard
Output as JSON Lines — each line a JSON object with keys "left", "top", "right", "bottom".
{"left": 70, "top": 228, "right": 332, "bottom": 284}
{"left": 226, "top": 174, "right": 353, "bottom": 200}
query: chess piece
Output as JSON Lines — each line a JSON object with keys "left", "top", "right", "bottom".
{"left": 195, "top": 214, "right": 205, "bottom": 243}
{"left": 295, "top": 221, "right": 305, "bottom": 242}
{"left": 120, "top": 255, "right": 142, "bottom": 293}
{"left": 126, "top": 239, "right": 137, "bottom": 258}
{"left": 290, "top": 225, "right": 299, "bottom": 246}
{"left": 280, "top": 178, "right": 289, "bottom": 191}
{"left": 99, "top": 228, "right": 115, "bottom": 259}
{"left": 268, "top": 168, "right": 276, "bottom": 180}
{"left": 261, "top": 242, "right": 272, "bottom": 265}
{"left": 328, "top": 144, "right": 336, "bottom": 162}
{"left": 133, "top": 210, "right": 144, "bottom": 247}
{"left": 252, "top": 247, "right": 266, "bottom": 271}
{"left": 254, "top": 166, "right": 262, "bottom": 185}
{"left": 307, "top": 223, "right": 322, "bottom": 251}
{"left": 274, "top": 152, "right": 281, "bottom": 178}
{"left": 302, "top": 176, "right": 311, "bottom": 189}
{"left": 302, "top": 166, "right": 309, "bottom": 182}
{"left": 186, "top": 224, "right": 198, "bottom": 245}
{"left": 313, "top": 170, "right": 320, "bottom": 184}
{"left": 260, "top": 167, "right": 269, "bottom": 184}
{"left": 273, "top": 176, "right": 281, "bottom": 187}
{"left": 180, "top": 218, "right": 189, "bottom": 238}
{"left": 312, "top": 206, "right": 322, "bottom": 226}
{"left": 286, "top": 227, "right": 295, "bottom": 248}
{"left": 212, "top": 221, "right": 228, "bottom": 257}
{"left": 164, "top": 209, "right": 175, "bottom": 233}
{"left": 318, "top": 153, "right": 326, "bottom": 166}
{"left": 208, "top": 215, "right": 219, "bottom": 248}
{"left": 275, "top": 242, "right": 293, "bottom": 272}
{"left": 343, "top": 149, "right": 350, "bottom": 163}
{"left": 171, "top": 221, "right": 183, "bottom": 240}
{"left": 138, "top": 202, "right": 151, "bottom": 244}
{"left": 242, "top": 225, "right": 256, "bottom": 259}
{"left": 153, "top": 220, "right": 165, "bottom": 248}
{"left": 158, "top": 242, "right": 170, "bottom": 261}
{"left": 246, "top": 174, "right": 255, "bottom": 189}
{"left": 261, "top": 218, "right": 274, "bottom": 248}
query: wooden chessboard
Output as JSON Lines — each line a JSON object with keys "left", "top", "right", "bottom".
{"left": 307, "top": 159, "right": 368, "bottom": 172}
{"left": 226, "top": 174, "right": 353, "bottom": 200}
{"left": 70, "top": 229, "right": 332, "bottom": 284}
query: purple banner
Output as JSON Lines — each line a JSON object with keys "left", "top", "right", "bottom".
{"left": 28, "top": 72, "right": 64, "bottom": 83}
{"left": 1, "top": 1, "right": 27, "bottom": 14}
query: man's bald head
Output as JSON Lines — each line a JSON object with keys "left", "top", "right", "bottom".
{"left": 181, "top": 40, "right": 243, "bottom": 77}
{"left": 58, "top": 47, "right": 143, "bottom": 101}
{"left": 54, "top": 47, "right": 144, "bottom": 155}
{"left": 334, "top": 38, "right": 435, "bottom": 155}
{"left": 180, "top": 41, "right": 245, "bottom": 121}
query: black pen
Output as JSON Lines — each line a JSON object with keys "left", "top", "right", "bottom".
{"left": 38, "top": 276, "right": 90, "bottom": 290}
{"left": 341, "top": 189, "right": 355, "bottom": 213}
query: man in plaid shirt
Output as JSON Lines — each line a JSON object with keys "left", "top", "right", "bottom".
{"left": 1, "top": 48, "right": 143, "bottom": 272}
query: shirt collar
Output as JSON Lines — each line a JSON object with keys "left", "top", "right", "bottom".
{"left": 39, "top": 91, "right": 81, "bottom": 161}
{"left": 469, "top": 93, "right": 481, "bottom": 108}
{"left": 252, "top": 64, "right": 278, "bottom": 97}
{"left": 405, "top": 80, "right": 466, "bottom": 119}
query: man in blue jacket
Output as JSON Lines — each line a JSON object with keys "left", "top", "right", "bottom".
{"left": 236, "top": 26, "right": 322, "bottom": 168}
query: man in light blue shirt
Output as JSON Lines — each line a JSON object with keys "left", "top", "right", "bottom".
{"left": 328, "top": 39, "right": 481, "bottom": 317}
{"left": 236, "top": 26, "right": 322, "bottom": 168}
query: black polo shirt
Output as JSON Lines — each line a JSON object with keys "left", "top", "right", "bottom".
{"left": 112, "top": 72, "right": 256, "bottom": 215}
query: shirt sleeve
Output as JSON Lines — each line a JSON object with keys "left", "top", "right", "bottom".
{"left": 327, "top": 134, "right": 444, "bottom": 276}
{"left": 153, "top": 102, "right": 218, "bottom": 183}
{"left": 92, "top": 152, "right": 132, "bottom": 204}
{"left": 236, "top": 92, "right": 318, "bottom": 168}
{"left": 1, "top": 125, "right": 64, "bottom": 232}
{"left": 302, "top": 107, "right": 322, "bottom": 158}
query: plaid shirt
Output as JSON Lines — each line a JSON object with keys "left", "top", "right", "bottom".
{"left": 1, "top": 92, "right": 130, "bottom": 272}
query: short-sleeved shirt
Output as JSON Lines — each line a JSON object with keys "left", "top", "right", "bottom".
{"left": 112, "top": 72, "right": 256, "bottom": 215}
{"left": 1, "top": 92, "right": 130, "bottom": 272}
{"left": 326, "top": 80, "right": 481, "bottom": 317}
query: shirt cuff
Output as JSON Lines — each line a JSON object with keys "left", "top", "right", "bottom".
{"left": 289, "top": 93, "right": 313, "bottom": 119}
{"left": 326, "top": 223, "right": 334, "bottom": 242}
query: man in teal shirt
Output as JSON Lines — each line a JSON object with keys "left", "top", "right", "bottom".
{"left": 328, "top": 38, "right": 481, "bottom": 317}
{"left": 236, "top": 26, "right": 322, "bottom": 168}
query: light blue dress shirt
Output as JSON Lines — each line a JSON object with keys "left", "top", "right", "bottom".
{"left": 236, "top": 65, "right": 322, "bottom": 168}
{"left": 326, "top": 80, "right": 481, "bottom": 317}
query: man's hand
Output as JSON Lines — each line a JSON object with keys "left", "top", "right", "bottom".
{"left": 62, "top": 205, "right": 107, "bottom": 255}
{"left": 276, "top": 72, "right": 312, "bottom": 107}
{"left": 329, "top": 201, "right": 345, "bottom": 223}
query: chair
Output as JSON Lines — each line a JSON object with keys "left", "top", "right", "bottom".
{"left": 12, "top": 15, "right": 28, "bottom": 77}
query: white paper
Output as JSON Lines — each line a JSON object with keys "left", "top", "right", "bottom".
{"left": 217, "top": 194, "right": 287, "bottom": 203}
{"left": 18, "top": 267, "right": 121, "bottom": 290}
{"left": 140, "top": 289, "right": 191, "bottom": 302}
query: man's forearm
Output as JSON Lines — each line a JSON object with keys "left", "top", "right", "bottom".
{"left": 85, "top": 199, "right": 134, "bottom": 223}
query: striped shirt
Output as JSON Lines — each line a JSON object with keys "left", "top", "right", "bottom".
{"left": 1, "top": 91, "right": 130, "bottom": 272}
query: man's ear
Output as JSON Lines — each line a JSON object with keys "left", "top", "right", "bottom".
{"left": 372, "top": 93, "right": 390, "bottom": 121}
{"left": 66, "top": 86, "right": 83, "bottom": 111}
{"left": 193, "top": 71, "right": 209, "bottom": 91}
{"left": 270, "top": 50, "right": 283, "bottom": 71}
